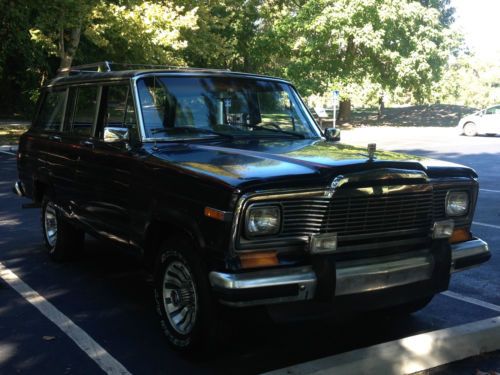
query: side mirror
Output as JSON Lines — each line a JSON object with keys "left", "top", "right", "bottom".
{"left": 103, "top": 126, "right": 129, "bottom": 143}
{"left": 324, "top": 127, "right": 341, "bottom": 142}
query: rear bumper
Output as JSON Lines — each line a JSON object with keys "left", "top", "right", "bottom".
{"left": 209, "top": 238, "right": 490, "bottom": 307}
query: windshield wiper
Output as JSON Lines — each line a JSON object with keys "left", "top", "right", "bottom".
{"left": 150, "top": 127, "right": 233, "bottom": 139}
{"left": 244, "top": 124, "right": 306, "bottom": 139}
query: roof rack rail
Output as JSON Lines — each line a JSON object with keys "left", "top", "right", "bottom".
{"left": 57, "top": 61, "right": 230, "bottom": 75}
{"left": 58, "top": 61, "right": 112, "bottom": 75}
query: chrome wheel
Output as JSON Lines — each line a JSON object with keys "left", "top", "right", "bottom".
{"left": 44, "top": 202, "right": 58, "bottom": 247}
{"left": 162, "top": 260, "right": 198, "bottom": 335}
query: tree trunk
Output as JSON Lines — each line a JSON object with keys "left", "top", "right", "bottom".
{"left": 58, "top": 25, "right": 82, "bottom": 71}
{"left": 339, "top": 99, "right": 351, "bottom": 122}
{"left": 377, "top": 95, "right": 385, "bottom": 119}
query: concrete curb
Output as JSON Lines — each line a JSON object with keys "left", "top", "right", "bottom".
{"left": 263, "top": 316, "right": 500, "bottom": 375}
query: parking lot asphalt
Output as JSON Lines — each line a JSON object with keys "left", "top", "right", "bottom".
{"left": 1, "top": 128, "right": 499, "bottom": 374}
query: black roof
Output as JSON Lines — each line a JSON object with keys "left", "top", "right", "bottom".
{"left": 46, "top": 68, "right": 289, "bottom": 88}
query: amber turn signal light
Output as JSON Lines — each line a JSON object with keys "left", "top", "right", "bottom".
{"left": 239, "top": 251, "right": 279, "bottom": 269}
{"left": 204, "top": 207, "right": 225, "bottom": 221}
{"left": 449, "top": 228, "right": 472, "bottom": 244}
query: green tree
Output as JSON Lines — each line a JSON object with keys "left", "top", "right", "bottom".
{"left": 265, "top": 0, "right": 458, "bottom": 118}
{"left": 29, "top": 0, "right": 99, "bottom": 70}
{"left": 0, "top": 1, "right": 49, "bottom": 115}
{"left": 83, "top": 1, "right": 198, "bottom": 65}
{"left": 29, "top": 1, "right": 199, "bottom": 70}
{"left": 434, "top": 53, "right": 500, "bottom": 107}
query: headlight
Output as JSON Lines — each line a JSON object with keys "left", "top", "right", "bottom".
{"left": 245, "top": 205, "right": 281, "bottom": 237}
{"left": 446, "top": 191, "right": 469, "bottom": 217}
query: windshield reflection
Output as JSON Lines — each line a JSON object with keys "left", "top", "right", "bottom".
{"left": 136, "top": 76, "right": 320, "bottom": 140}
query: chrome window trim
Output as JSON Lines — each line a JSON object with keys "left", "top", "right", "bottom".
{"left": 130, "top": 76, "right": 147, "bottom": 140}
{"left": 91, "top": 86, "right": 102, "bottom": 138}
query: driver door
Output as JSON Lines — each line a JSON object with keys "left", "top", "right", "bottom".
{"left": 80, "top": 83, "right": 139, "bottom": 246}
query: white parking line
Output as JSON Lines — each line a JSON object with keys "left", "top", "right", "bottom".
{"left": 0, "top": 262, "right": 131, "bottom": 375}
{"left": 481, "top": 189, "right": 500, "bottom": 193}
{"left": 0, "top": 150, "right": 15, "bottom": 156}
{"left": 473, "top": 221, "right": 500, "bottom": 230}
{"left": 442, "top": 291, "right": 500, "bottom": 313}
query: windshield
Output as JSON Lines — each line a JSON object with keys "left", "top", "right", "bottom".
{"left": 136, "top": 76, "right": 320, "bottom": 140}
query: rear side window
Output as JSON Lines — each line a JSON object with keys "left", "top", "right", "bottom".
{"left": 485, "top": 106, "right": 500, "bottom": 115}
{"left": 35, "top": 90, "right": 66, "bottom": 131}
{"left": 104, "top": 85, "right": 136, "bottom": 129}
{"left": 96, "top": 84, "right": 137, "bottom": 141}
{"left": 69, "top": 86, "right": 99, "bottom": 137}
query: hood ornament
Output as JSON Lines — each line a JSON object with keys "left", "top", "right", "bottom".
{"left": 367, "top": 143, "right": 376, "bottom": 161}
{"left": 325, "top": 174, "right": 347, "bottom": 198}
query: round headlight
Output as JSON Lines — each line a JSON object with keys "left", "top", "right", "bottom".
{"left": 446, "top": 191, "right": 469, "bottom": 217}
{"left": 245, "top": 205, "right": 281, "bottom": 237}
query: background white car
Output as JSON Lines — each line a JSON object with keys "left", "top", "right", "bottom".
{"left": 458, "top": 104, "right": 500, "bottom": 136}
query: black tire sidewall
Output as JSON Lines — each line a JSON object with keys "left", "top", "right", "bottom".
{"left": 154, "top": 236, "right": 216, "bottom": 352}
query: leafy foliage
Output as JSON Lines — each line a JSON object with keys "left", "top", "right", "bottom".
{"left": 434, "top": 53, "right": 500, "bottom": 107}
{"left": 83, "top": 1, "right": 198, "bottom": 65}
{"left": 268, "top": 0, "right": 458, "bottom": 102}
{"left": 0, "top": 0, "right": 490, "bottom": 119}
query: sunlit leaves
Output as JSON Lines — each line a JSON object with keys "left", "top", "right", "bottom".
{"left": 85, "top": 1, "right": 198, "bottom": 65}
{"left": 270, "top": 0, "right": 457, "bottom": 102}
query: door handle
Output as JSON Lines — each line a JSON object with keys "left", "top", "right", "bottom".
{"left": 80, "top": 140, "right": 94, "bottom": 149}
{"left": 49, "top": 135, "right": 62, "bottom": 142}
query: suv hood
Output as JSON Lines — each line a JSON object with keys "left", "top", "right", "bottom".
{"left": 148, "top": 138, "right": 476, "bottom": 190}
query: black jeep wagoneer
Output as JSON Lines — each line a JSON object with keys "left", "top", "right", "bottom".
{"left": 14, "top": 62, "right": 490, "bottom": 351}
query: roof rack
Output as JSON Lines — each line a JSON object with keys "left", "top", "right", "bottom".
{"left": 57, "top": 61, "right": 230, "bottom": 75}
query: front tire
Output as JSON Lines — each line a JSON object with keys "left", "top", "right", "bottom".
{"left": 463, "top": 122, "right": 478, "bottom": 136}
{"left": 154, "top": 235, "right": 219, "bottom": 352}
{"left": 41, "top": 197, "right": 84, "bottom": 261}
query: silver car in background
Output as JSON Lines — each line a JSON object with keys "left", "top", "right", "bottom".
{"left": 458, "top": 104, "right": 500, "bottom": 136}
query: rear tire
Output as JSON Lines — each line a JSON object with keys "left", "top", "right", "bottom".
{"left": 41, "top": 197, "right": 84, "bottom": 262}
{"left": 154, "top": 235, "right": 220, "bottom": 353}
{"left": 463, "top": 122, "right": 477, "bottom": 136}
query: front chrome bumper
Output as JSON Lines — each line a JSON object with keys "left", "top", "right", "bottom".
{"left": 210, "top": 238, "right": 490, "bottom": 307}
{"left": 451, "top": 238, "right": 490, "bottom": 273}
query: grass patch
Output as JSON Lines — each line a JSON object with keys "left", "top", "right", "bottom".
{"left": 0, "top": 125, "right": 29, "bottom": 145}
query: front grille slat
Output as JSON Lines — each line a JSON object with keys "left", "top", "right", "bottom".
{"left": 279, "top": 190, "right": 442, "bottom": 241}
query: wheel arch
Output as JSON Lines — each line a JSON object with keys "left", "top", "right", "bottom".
{"left": 33, "top": 177, "right": 53, "bottom": 203}
{"left": 142, "top": 212, "right": 206, "bottom": 271}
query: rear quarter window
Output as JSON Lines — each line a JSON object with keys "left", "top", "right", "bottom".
{"left": 34, "top": 90, "right": 67, "bottom": 131}
{"left": 71, "top": 86, "right": 99, "bottom": 137}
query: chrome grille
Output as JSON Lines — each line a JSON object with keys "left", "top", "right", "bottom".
{"left": 281, "top": 190, "right": 440, "bottom": 240}
{"left": 325, "top": 192, "right": 433, "bottom": 236}
{"left": 433, "top": 189, "right": 448, "bottom": 221}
